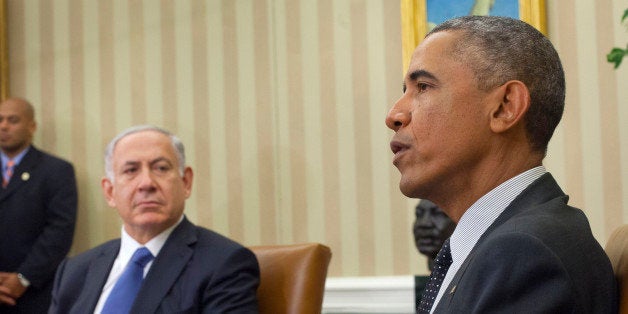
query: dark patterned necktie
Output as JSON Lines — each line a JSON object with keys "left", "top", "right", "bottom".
{"left": 417, "top": 238, "right": 452, "bottom": 313}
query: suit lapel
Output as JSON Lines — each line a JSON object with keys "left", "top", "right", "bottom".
{"left": 132, "top": 218, "right": 197, "bottom": 313}
{"left": 0, "top": 146, "right": 40, "bottom": 201}
{"left": 71, "top": 242, "right": 120, "bottom": 314}
{"left": 434, "top": 248, "right": 478, "bottom": 312}
{"left": 434, "top": 173, "right": 567, "bottom": 312}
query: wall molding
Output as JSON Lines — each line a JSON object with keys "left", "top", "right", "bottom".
{"left": 322, "top": 276, "right": 415, "bottom": 313}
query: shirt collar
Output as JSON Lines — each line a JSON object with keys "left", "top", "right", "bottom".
{"left": 119, "top": 215, "right": 185, "bottom": 260}
{"left": 1, "top": 146, "right": 31, "bottom": 167}
{"left": 449, "top": 166, "right": 547, "bottom": 265}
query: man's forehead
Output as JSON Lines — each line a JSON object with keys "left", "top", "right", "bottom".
{"left": 0, "top": 105, "right": 26, "bottom": 116}
{"left": 415, "top": 30, "right": 466, "bottom": 59}
{"left": 113, "top": 132, "right": 175, "bottom": 159}
{"left": 405, "top": 33, "right": 473, "bottom": 82}
{"left": 115, "top": 130, "right": 170, "bottom": 147}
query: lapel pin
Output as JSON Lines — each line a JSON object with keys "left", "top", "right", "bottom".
{"left": 21, "top": 172, "right": 30, "bottom": 181}
{"left": 449, "top": 285, "right": 456, "bottom": 294}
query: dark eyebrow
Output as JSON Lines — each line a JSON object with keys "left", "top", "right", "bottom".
{"left": 150, "top": 157, "right": 173, "bottom": 167}
{"left": 122, "top": 157, "right": 172, "bottom": 168}
{"left": 122, "top": 160, "right": 140, "bottom": 167}
{"left": 409, "top": 69, "right": 438, "bottom": 82}
{"left": 403, "top": 69, "right": 438, "bottom": 93}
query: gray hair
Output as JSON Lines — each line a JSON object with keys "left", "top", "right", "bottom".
{"left": 427, "top": 16, "right": 565, "bottom": 154}
{"left": 104, "top": 125, "right": 186, "bottom": 181}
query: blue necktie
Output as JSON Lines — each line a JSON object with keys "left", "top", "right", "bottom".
{"left": 101, "top": 247, "right": 154, "bottom": 314}
{"left": 417, "top": 238, "right": 452, "bottom": 313}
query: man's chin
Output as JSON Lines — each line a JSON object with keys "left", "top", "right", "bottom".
{"left": 398, "top": 174, "right": 428, "bottom": 199}
{"left": 131, "top": 213, "right": 168, "bottom": 226}
{"left": 399, "top": 181, "right": 419, "bottom": 198}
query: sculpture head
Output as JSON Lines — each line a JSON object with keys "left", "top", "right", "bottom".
{"left": 413, "top": 199, "right": 455, "bottom": 269}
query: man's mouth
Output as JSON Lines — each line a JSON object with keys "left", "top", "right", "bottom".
{"left": 390, "top": 141, "right": 409, "bottom": 155}
{"left": 390, "top": 140, "right": 410, "bottom": 166}
{"left": 135, "top": 200, "right": 162, "bottom": 208}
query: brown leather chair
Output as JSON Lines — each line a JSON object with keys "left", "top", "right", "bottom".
{"left": 250, "top": 243, "right": 332, "bottom": 314}
{"left": 606, "top": 224, "right": 628, "bottom": 313}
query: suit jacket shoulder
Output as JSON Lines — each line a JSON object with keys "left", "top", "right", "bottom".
{"left": 49, "top": 239, "right": 120, "bottom": 314}
{"left": 50, "top": 219, "right": 260, "bottom": 314}
{"left": 435, "top": 173, "right": 617, "bottom": 313}
{"left": 135, "top": 218, "right": 260, "bottom": 313}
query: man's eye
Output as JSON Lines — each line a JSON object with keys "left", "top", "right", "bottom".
{"left": 123, "top": 168, "right": 137, "bottom": 174}
{"left": 154, "top": 164, "right": 171, "bottom": 172}
{"left": 417, "top": 83, "right": 430, "bottom": 92}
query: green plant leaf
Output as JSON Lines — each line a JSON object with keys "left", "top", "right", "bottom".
{"left": 607, "top": 48, "right": 627, "bottom": 69}
{"left": 623, "top": 8, "right": 628, "bottom": 22}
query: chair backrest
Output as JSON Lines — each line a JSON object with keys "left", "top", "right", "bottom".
{"left": 250, "top": 243, "right": 332, "bottom": 314}
{"left": 606, "top": 224, "right": 628, "bottom": 313}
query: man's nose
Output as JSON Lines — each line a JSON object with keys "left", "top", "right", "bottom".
{"left": 385, "top": 98, "right": 410, "bottom": 131}
{"left": 137, "top": 169, "right": 157, "bottom": 192}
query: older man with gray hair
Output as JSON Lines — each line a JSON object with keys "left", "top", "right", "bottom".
{"left": 49, "top": 125, "right": 259, "bottom": 313}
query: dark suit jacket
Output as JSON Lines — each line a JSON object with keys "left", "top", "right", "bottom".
{"left": 433, "top": 173, "right": 617, "bottom": 313}
{"left": 0, "top": 146, "right": 77, "bottom": 313}
{"left": 49, "top": 217, "right": 260, "bottom": 314}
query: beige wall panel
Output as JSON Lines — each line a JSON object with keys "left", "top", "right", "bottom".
{"left": 332, "top": 0, "right": 361, "bottom": 276}
{"left": 616, "top": 11, "right": 628, "bottom": 224}
{"left": 366, "top": 0, "right": 395, "bottom": 276}
{"left": 189, "top": 0, "right": 211, "bottom": 233}
{"left": 252, "top": 0, "right": 278, "bottom": 246}
{"left": 206, "top": 0, "right": 230, "bottom": 236}
{"left": 272, "top": 0, "right": 294, "bottom": 246}
{"left": 594, "top": 0, "right": 623, "bottom": 242}
{"left": 574, "top": 1, "right": 606, "bottom": 241}
{"left": 316, "top": 0, "right": 343, "bottom": 276}
{"left": 235, "top": 0, "right": 262, "bottom": 245}
{"left": 53, "top": 0, "right": 74, "bottom": 195}
{"left": 300, "top": 0, "right": 325, "bottom": 248}
{"left": 113, "top": 1, "right": 132, "bottom": 131}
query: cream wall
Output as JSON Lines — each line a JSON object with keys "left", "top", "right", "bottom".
{"left": 5, "top": 0, "right": 627, "bottom": 277}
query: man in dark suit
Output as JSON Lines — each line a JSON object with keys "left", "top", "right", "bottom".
{"left": 386, "top": 16, "right": 617, "bottom": 313}
{"left": 49, "top": 125, "right": 259, "bottom": 313}
{"left": 0, "top": 98, "right": 78, "bottom": 313}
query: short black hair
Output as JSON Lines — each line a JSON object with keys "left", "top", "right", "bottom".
{"left": 428, "top": 16, "right": 565, "bottom": 154}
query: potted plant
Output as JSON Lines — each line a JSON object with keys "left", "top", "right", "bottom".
{"left": 607, "top": 8, "right": 628, "bottom": 69}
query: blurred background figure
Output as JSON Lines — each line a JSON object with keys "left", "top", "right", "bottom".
{"left": 413, "top": 199, "right": 455, "bottom": 271}
{"left": 0, "top": 97, "right": 77, "bottom": 313}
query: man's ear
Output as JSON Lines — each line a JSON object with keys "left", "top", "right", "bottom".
{"left": 101, "top": 177, "right": 116, "bottom": 207}
{"left": 182, "top": 167, "right": 194, "bottom": 198}
{"left": 489, "top": 80, "right": 530, "bottom": 133}
{"left": 29, "top": 120, "right": 37, "bottom": 133}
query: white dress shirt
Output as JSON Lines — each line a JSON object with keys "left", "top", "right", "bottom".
{"left": 93, "top": 216, "right": 184, "bottom": 314}
{"left": 430, "top": 166, "right": 547, "bottom": 313}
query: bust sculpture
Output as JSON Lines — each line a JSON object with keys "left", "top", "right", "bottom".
{"left": 413, "top": 199, "right": 456, "bottom": 271}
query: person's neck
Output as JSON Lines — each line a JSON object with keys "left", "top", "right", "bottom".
{"left": 431, "top": 147, "right": 543, "bottom": 222}
{"left": 1, "top": 145, "right": 30, "bottom": 160}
